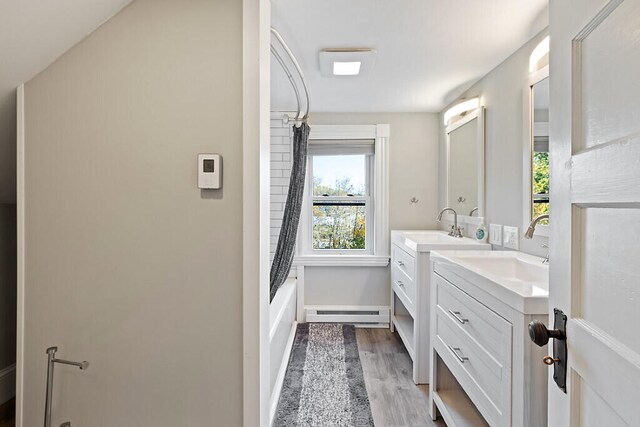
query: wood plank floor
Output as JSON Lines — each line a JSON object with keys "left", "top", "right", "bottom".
{"left": 0, "top": 329, "right": 437, "bottom": 427}
{"left": 357, "top": 328, "right": 446, "bottom": 427}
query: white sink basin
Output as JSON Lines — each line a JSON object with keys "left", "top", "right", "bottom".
{"left": 453, "top": 252, "right": 548, "bottom": 288}
{"left": 402, "top": 231, "right": 461, "bottom": 242}
{"left": 431, "top": 250, "right": 549, "bottom": 313}
{"left": 391, "top": 230, "right": 490, "bottom": 253}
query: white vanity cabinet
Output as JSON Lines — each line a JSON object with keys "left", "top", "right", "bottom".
{"left": 389, "top": 231, "right": 490, "bottom": 384}
{"left": 429, "top": 252, "right": 548, "bottom": 427}
{"left": 390, "top": 242, "right": 431, "bottom": 384}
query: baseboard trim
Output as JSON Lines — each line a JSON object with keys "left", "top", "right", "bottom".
{"left": 0, "top": 364, "right": 16, "bottom": 405}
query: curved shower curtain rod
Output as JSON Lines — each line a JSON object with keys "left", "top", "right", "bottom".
{"left": 270, "top": 27, "right": 310, "bottom": 125}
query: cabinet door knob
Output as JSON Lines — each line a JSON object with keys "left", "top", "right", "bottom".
{"left": 397, "top": 260, "right": 404, "bottom": 266}
{"left": 543, "top": 356, "right": 560, "bottom": 365}
{"left": 528, "top": 320, "right": 565, "bottom": 347}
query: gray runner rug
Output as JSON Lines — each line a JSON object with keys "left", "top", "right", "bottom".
{"left": 274, "top": 323, "right": 375, "bottom": 427}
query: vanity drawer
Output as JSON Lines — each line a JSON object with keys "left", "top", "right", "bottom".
{"left": 434, "top": 274, "right": 512, "bottom": 367}
{"left": 391, "top": 244, "right": 416, "bottom": 281}
{"left": 391, "top": 263, "right": 416, "bottom": 314}
{"left": 435, "top": 311, "right": 510, "bottom": 426}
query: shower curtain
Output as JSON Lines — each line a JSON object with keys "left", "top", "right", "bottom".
{"left": 270, "top": 122, "right": 310, "bottom": 301}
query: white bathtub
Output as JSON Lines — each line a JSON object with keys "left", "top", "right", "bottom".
{"left": 269, "top": 278, "right": 297, "bottom": 424}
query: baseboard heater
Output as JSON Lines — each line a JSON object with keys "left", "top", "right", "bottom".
{"left": 305, "top": 305, "right": 390, "bottom": 328}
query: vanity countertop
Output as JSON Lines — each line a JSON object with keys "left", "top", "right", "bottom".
{"left": 430, "top": 250, "right": 548, "bottom": 314}
{"left": 391, "top": 230, "right": 490, "bottom": 254}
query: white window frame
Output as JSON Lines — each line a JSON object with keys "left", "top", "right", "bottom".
{"left": 308, "top": 151, "right": 374, "bottom": 255}
{"left": 295, "top": 124, "right": 389, "bottom": 267}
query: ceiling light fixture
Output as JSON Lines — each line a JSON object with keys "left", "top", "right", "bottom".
{"left": 443, "top": 98, "right": 480, "bottom": 125}
{"left": 333, "top": 61, "right": 361, "bottom": 76}
{"left": 319, "top": 48, "right": 377, "bottom": 77}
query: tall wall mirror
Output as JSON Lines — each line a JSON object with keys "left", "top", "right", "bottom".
{"left": 523, "top": 65, "right": 550, "bottom": 236}
{"left": 445, "top": 103, "right": 485, "bottom": 225}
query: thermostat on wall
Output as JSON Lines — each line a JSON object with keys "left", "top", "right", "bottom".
{"left": 198, "top": 154, "right": 222, "bottom": 189}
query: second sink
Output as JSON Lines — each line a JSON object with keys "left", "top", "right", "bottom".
{"left": 392, "top": 230, "right": 490, "bottom": 253}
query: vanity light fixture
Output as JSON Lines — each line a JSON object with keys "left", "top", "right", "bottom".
{"left": 443, "top": 97, "right": 480, "bottom": 125}
{"left": 319, "top": 48, "right": 377, "bottom": 77}
{"left": 529, "top": 36, "right": 550, "bottom": 72}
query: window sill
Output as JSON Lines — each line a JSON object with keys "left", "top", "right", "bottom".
{"left": 293, "top": 255, "right": 390, "bottom": 267}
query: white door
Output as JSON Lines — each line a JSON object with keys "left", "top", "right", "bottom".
{"left": 549, "top": 0, "right": 640, "bottom": 425}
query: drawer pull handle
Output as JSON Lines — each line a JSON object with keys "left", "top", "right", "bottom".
{"left": 448, "top": 345, "right": 469, "bottom": 363}
{"left": 396, "top": 260, "right": 405, "bottom": 267}
{"left": 448, "top": 310, "right": 469, "bottom": 324}
{"left": 397, "top": 280, "right": 404, "bottom": 288}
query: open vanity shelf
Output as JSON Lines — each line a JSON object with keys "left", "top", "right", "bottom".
{"left": 432, "top": 354, "right": 489, "bottom": 427}
{"left": 391, "top": 296, "right": 415, "bottom": 359}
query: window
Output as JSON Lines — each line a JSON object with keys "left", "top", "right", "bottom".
{"left": 295, "top": 124, "right": 389, "bottom": 266}
{"left": 310, "top": 154, "right": 372, "bottom": 251}
{"left": 530, "top": 76, "right": 550, "bottom": 226}
{"left": 532, "top": 149, "right": 549, "bottom": 221}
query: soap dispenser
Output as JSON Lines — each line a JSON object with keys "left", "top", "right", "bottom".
{"left": 475, "top": 220, "right": 488, "bottom": 243}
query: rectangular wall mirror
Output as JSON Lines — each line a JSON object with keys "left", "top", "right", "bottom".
{"left": 523, "top": 67, "right": 550, "bottom": 235}
{"left": 445, "top": 107, "right": 485, "bottom": 223}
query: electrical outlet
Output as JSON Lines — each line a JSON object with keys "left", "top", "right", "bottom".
{"left": 503, "top": 226, "right": 519, "bottom": 250}
{"left": 489, "top": 224, "right": 502, "bottom": 246}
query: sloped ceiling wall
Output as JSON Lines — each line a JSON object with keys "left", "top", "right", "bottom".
{"left": 0, "top": 0, "right": 133, "bottom": 203}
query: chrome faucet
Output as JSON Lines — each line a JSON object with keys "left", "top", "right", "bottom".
{"left": 524, "top": 214, "right": 549, "bottom": 239}
{"left": 525, "top": 214, "right": 550, "bottom": 264}
{"left": 469, "top": 207, "right": 479, "bottom": 216}
{"left": 437, "top": 207, "right": 463, "bottom": 238}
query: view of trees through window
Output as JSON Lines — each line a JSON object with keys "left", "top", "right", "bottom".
{"left": 312, "top": 155, "right": 367, "bottom": 250}
{"left": 533, "top": 151, "right": 549, "bottom": 223}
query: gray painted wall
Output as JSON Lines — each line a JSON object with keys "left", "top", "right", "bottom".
{"left": 439, "top": 30, "right": 550, "bottom": 258}
{"left": 304, "top": 266, "right": 390, "bottom": 306}
{"left": 23, "top": 0, "right": 243, "bottom": 425}
{"left": 304, "top": 113, "right": 440, "bottom": 306}
{"left": 0, "top": 204, "right": 16, "bottom": 372}
{"left": 311, "top": 113, "right": 441, "bottom": 231}
{"left": 0, "top": 110, "right": 16, "bottom": 204}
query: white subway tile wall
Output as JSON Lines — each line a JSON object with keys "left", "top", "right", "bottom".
{"left": 270, "top": 115, "right": 294, "bottom": 262}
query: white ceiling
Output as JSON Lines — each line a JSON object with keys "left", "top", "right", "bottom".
{"left": 271, "top": 0, "right": 548, "bottom": 114}
{"left": 0, "top": 0, "right": 133, "bottom": 203}
{"left": 0, "top": 0, "right": 548, "bottom": 202}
